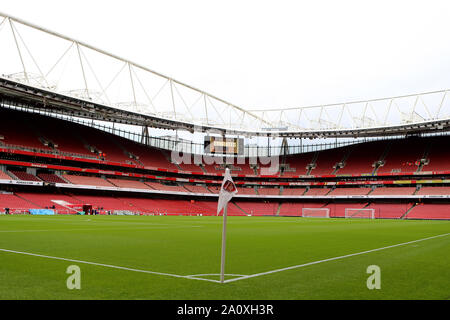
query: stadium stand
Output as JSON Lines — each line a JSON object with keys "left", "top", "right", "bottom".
{"left": 328, "top": 187, "right": 372, "bottom": 196}
{"left": 0, "top": 170, "right": 14, "bottom": 180}
{"left": 9, "top": 170, "right": 42, "bottom": 182}
{"left": 376, "top": 138, "right": 425, "bottom": 174}
{"left": 257, "top": 187, "right": 281, "bottom": 195}
{"left": 0, "top": 193, "right": 36, "bottom": 209}
{"left": 406, "top": 203, "right": 450, "bottom": 220}
{"left": 182, "top": 184, "right": 209, "bottom": 193}
{"left": 282, "top": 153, "right": 315, "bottom": 176}
{"left": 206, "top": 185, "right": 221, "bottom": 194}
{"left": 144, "top": 181, "right": 186, "bottom": 192}
{"left": 420, "top": 137, "right": 450, "bottom": 172}
{"left": 233, "top": 201, "right": 278, "bottom": 216}
{"left": 336, "top": 142, "right": 385, "bottom": 175}
{"left": 332, "top": 203, "right": 367, "bottom": 218}
{"left": 107, "top": 178, "right": 153, "bottom": 189}
{"left": 370, "top": 187, "right": 416, "bottom": 195}
{"left": 367, "top": 203, "right": 412, "bottom": 219}
{"left": 15, "top": 193, "right": 80, "bottom": 209}
{"left": 416, "top": 187, "right": 450, "bottom": 195}
{"left": 305, "top": 188, "right": 331, "bottom": 196}
{"left": 0, "top": 107, "right": 449, "bottom": 220}
{"left": 62, "top": 175, "right": 114, "bottom": 187}
{"left": 236, "top": 187, "right": 257, "bottom": 195}
{"left": 278, "top": 202, "right": 325, "bottom": 216}
{"left": 311, "top": 148, "right": 349, "bottom": 175}
{"left": 37, "top": 173, "right": 68, "bottom": 184}
{"left": 281, "top": 188, "right": 307, "bottom": 196}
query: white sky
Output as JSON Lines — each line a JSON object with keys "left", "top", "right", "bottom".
{"left": 2, "top": 0, "right": 450, "bottom": 111}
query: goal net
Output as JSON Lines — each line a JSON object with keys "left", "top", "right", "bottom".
{"left": 302, "top": 208, "right": 330, "bottom": 218}
{"left": 345, "top": 208, "right": 375, "bottom": 219}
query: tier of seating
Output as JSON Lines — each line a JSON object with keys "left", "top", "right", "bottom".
{"left": 405, "top": 203, "right": 450, "bottom": 220}
{"left": 311, "top": 147, "right": 349, "bottom": 175}
{"left": 182, "top": 185, "right": 209, "bottom": 193}
{"left": 233, "top": 201, "right": 279, "bottom": 216}
{"left": 282, "top": 153, "right": 314, "bottom": 176}
{"left": 62, "top": 175, "right": 114, "bottom": 187}
{"left": 37, "top": 173, "right": 67, "bottom": 184}
{"left": 237, "top": 187, "right": 257, "bottom": 195}
{"left": 305, "top": 188, "right": 331, "bottom": 196}
{"left": 328, "top": 187, "right": 371, "bottom": 196}
{"left": 0, "top": 193, "right": 36, "bottom": 209}
{"left": 107, "top": 178, "right": 153, "bottom": 189}
{"left": 278, "top": 202, "right": 324, "bottom": 216}
{"left": 1, "top": 108, "right": 450, "bottom": 177}
{"left": 14, "top": 192, "right": 82, "bottom": 210}
{"left": 376, "top": 138, "right": 427, "bottom": 174}
{"left": 1, "top": 167, "right": 448, "bottom": 200}
{"left": 0, "top": 170, "right": 13, "bottom": 180}
{"left": 9, "top": 170, "right": 42, "bottom": 182}
{"left": 144, "top": 182, "right": 186, "bottom": 192}
{"left": 1, "top": 191, "right": 448, "bottom": 220}
{"left": 421, "top": 137, "right": 450, "bottom": 172}
{"left": 370, "top": 187, "right": 416, "bottom": 195}
{"left": 416, "top": 187, "right": 450, "bottom": 195}
{"left": 282, "top": 188, "right": 306, "bottom": 195}
{"left": 336, "top": 142, "right": 385, "bottom": 175}
{"left": 257, "top": 187, "right": 280, "bottom": 195}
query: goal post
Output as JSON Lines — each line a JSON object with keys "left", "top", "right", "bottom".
{"left": 302, "top": 208, "right": 330, "bottom": 218}
{"left": 345, "top": 208, "right": 375, "bottom": 219}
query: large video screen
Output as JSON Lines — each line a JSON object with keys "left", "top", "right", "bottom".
{"left": 204, "top": 136, "right": 244, "bottom": 155}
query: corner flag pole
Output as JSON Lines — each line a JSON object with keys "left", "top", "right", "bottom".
{"left": 217, "top": 168, "right": 237, "bottom": 284}
{"left": 220, "top": 203, "right": 227, "bottom": 284}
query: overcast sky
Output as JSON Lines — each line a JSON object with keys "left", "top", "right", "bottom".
{"left": 2, "top": 0, "right": 450, "bottom": 111}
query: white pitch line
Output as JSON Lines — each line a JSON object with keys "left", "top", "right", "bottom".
{"left": 224, "top": 232, "right": 450, "bottom": 284}
{"left": 0, "top": 248, "right": 218, "bottom": 283}
{"left": 184, "top": 274, "right": 246, "bottom": 282}
{"left": 186, "top": 273, "right": 248, "bottom": 277}
{"left": 187, "top": 273, "right": 248, "bottom": 277}
{"left": 0, "top": 225, "right": 202, "bottom": 233}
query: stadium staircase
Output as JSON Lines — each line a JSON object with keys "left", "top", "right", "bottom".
{"left": 416, "top": 146, "right": 431, "bottom": 173}
{"left": 372, "top": 143, "right": 391, "bottom": 175}
{"left": 14, "top": 193, "right": 43, "bottom": 209}
{"left": 276, "top": 203, "right": 282, "bottom": 216}
{"left": 231, "top": 202, "right": 250, "bottom": 215}
{"left": 306, "top": 152, "right": 319, "bottom": 176}
{"left": 400, "top": 203, "right": 418, "bottom": 219}
{"left": 331, "top": 147, "right": 353, "bottom": 174}
{"left": 106, "top": 134, "right": 142, "bottom": 166}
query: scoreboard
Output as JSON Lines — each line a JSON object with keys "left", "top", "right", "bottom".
{"left": 204, "top": 136, "right": 244, "bottom": 155}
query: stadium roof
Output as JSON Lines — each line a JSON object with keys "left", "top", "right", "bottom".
{"left": 0, "top": 12, "right": 449, "bottom": 138}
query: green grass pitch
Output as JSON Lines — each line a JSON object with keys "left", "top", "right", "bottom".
{"left": 0, "top": 214, "right": 449, "bottom": 300}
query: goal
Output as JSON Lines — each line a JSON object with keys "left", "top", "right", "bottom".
{"left": 345, "top": 208, "right": 375, "bottom": 219}
{"left": 302, "top": 208, "right": 330, "bottom": 218}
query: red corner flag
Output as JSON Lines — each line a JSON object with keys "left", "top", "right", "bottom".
{"left": 217, "top": 168, "right": 238, "bottom": 215}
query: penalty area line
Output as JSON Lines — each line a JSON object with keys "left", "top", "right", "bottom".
{"left": 0, "top": 248, "right": 219, "bottom": 283}
{"left": 225, "top": 232, "right": 450, "bottom": 284}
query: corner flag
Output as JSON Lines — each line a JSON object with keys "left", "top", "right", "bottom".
{"left": 217, "top": 168, "right": 238, "bottom": 215}
{"left": 217, "top": 168, "right": 238, "bottom": 283}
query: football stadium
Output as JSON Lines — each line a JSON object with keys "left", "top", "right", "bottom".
{"left": 0, "top": 7, "right": 449, "bottom": 303}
